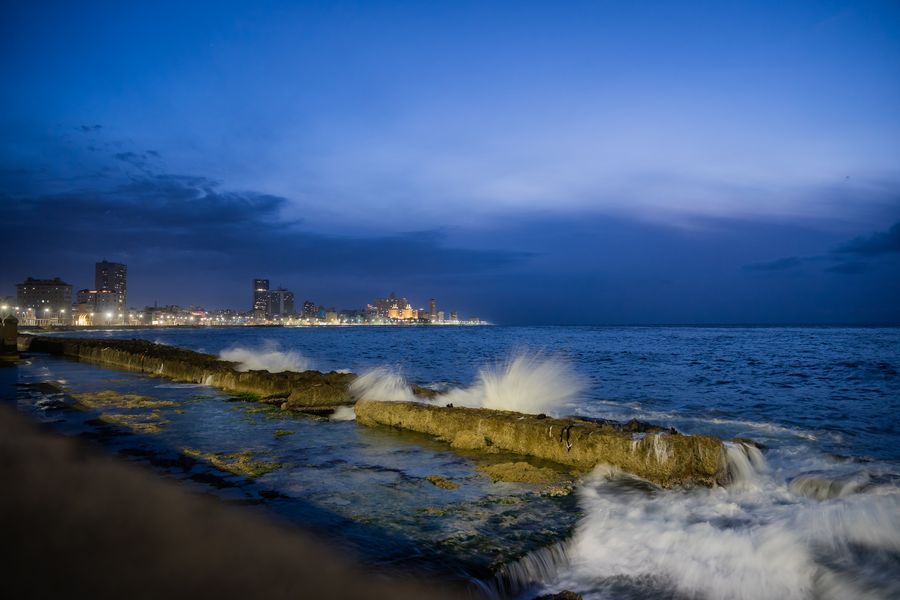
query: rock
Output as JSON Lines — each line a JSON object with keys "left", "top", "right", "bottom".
{"left": 183, "top": 448, "right": 282, "bottom": 479}
{"left": 424, "top": 475, "right": 458, "bottom": 490}
{"left": 23, "top": 336, "right": 357, "bottom": 411}
{"left": 74, "top": 390, "right": 178, "bottom": 410}
{"left": 449, "top": 430, "right": 493, "bottom": 451}
{"left": 535, "top": 591, "right": 583, "bottom": 600}
{"left": 355, "top": 400, "right": 726, "bottom": 487}
{"left": 478, "top": 462, "right": 566, "bottom": 484}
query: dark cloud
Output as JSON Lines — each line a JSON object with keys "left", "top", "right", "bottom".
{"left": 744, "top": 220, "right": 900, "bottom": 276}
{"left": 79, "top": 124, "right": 102, "bottom": 132}
{"left": 1, "top": 174, "right": 529, "bottom": 285}
{"left": 836, "top": 220, "right": 900, "bottom": 257}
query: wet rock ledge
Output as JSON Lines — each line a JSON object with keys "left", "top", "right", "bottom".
{"left": 20, "top": 335, "right": 355, "bottom": 412}
{"left": 21, "top": 335, "right": 730, "bottom": 487}
{"left": 355, "top": 400, "right": 725, "bottom": 487}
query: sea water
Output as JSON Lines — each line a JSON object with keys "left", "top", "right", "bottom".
{"left": 14, "top": 326, "right": 900, "bottom": 598}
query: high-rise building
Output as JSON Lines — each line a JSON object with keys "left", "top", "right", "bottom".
{"left": 301, "top": 301, "right": 319, "bottom": 318}
{"left": 95, "top": 261, "right": 127, "bottom": 310}
{"left": 429, "top": 298, "right": 437, "bottom": 321}
{"left": 252, "top": 279, "right": 269, "bottom": 317}
{"left": 16, "top": 277, "right": 72, "bottom": 321}
{"left": 267, "top": 288, "right": 294, "bottom": 318}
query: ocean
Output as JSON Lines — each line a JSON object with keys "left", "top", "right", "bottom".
{"left": 11, "top": 325, "right": 900, "bottom": 599}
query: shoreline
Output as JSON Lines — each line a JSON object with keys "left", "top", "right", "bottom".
{"left": 0, "top": 404, "right": 463, "bottom": 600}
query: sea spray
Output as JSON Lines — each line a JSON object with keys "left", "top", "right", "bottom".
{"left": 444, "top": 352, "right": 585, "bottom": 416}
{"left": 350, "top": 367, "right": 417, "bottom": 403}
{"left": 519, "top": 449, "right": 900, "bottom": 600}
{"left": 356, "top": 352, "right": 584, "bottom": 415}
{"left": 219, "top": 342, "right": 311, "bottom": 373}
{"left": 330, "top": 406, "right": 357, "bottom": 421}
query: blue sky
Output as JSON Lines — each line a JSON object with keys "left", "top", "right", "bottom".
{"left": 2, "top": 0, "right": 899, "bottom": 323}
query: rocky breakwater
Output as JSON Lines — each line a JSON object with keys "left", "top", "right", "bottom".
{"left": 355, "top": 399, "right": 726, "bottom": 487}
{"left": 20, "top": 336, "right": 354, "bottom": 413}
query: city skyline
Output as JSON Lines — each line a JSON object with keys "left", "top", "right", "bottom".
{"left": 2, "top": 1, "right": 899, "bottom": 324}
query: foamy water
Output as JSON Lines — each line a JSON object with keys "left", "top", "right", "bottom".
{"left": 492, "top": 445, "right": 900, "bottom": 600}
{"left": 219, "top": 342, "right": 312, "bottom": 373}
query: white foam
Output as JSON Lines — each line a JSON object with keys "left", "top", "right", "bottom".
{"left": 526, "top": 450, "right": 900, "bottom": 600}
{"left": 443, "top": 352, "right": 585, "bottom": 415}
{"left": 330, "top": 406, "right": 357, "bottom": 421}
{"left": 350, "top": 367, "right": 417, "bottom": 402}
{"left": 351, "top": 352, "right": 584, "bottom": 416}
{"left": 219, "top": 342, "right": 311, "bottom": 373}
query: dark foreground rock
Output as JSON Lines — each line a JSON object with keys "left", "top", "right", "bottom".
{"left": 355, "top": 400, "right": 725, "bottom": 487}
{"left": 0, "top": 405, "right": 460, "bottom": 600}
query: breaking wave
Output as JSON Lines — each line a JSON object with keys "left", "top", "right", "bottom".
{"left": 350, "top": 367, "right": 417, "bottom": 403}
{"left": 219, "top": 342, "right": 312, "bottom": 373}
{"left": 352, "top": 352, "right": 584, "bottom": 416}
{"left": 486, "top": 445, "right": 900, "bottom": 600}
{"left": 443, "top": 352, "right": 585, "bottom": 415}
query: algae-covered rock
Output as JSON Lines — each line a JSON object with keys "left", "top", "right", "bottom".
{"left": 183, "top": 448, "right": 282, "bottom": 478}
{"left": 478, "top": 462, "right": 567, "bottom": 484}
{"left": 355, "top": 400, "right": 725, "bottom": 487}
{"left": 424, "top": 475, "right": 459, "bottom": 490}
{"left": 74, "top": 390, "right": 178, "bottom": 410}
{"left": 449, "top": 430, "right": 495, "bottom": 451}
{"left": 98, "top": 412, "right": 170, "bottom": 434}
{"left": 24, "top": 336, "right": 358, "bottom": 411}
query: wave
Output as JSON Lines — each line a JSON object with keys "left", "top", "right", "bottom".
{"left": 219, "top": 342, "right": 312, "bottom": 373}
{"left": 352, "top": 352, "right": 584, "bottom": 416}
{"left": 350, "top": 367, "right": 417, "bottom": 403}
{"left": 444, "top": 352, "right": 585, "bottom": 415}
{"left": 490, "top": 446, "right": 900, "bottom": 600}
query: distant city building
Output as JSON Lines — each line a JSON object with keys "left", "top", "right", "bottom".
{"left": 267, "top": 288, "right": 294, "bottom": 318}
{"left": 301, "top": 301, "right": 319, "bottom": 318}
{"left": 16, "top": 277, "right": 72, "bottom": 323}
{"left": 429, "top": 298, "right": 437, "bottom": 321}
{"left": 325, "top": 308, "right": 338, "bottom": 324}
{"left": 371, "top": 292, "right": 408, "bottom": 318}
{"left": 76, "top": 288, "right": 122, "bottom": 323}
{"left": 95, "top": 261, "right": 127, "bottom": 310}
{"left": 450, "top": 311, "right": 458, "bottom": 321}
{"left": 252, "top": 279, "right": 269, "bottom": 317}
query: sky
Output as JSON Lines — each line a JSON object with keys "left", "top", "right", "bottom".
{"left": 1, "top": 0, "right": 899, "bottom": 324}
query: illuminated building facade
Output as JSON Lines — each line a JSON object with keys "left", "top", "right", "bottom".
{"left": 267, "top": 288, "right": 294, "bottom": 318}
{"left": 16, "top": 277, "right": 72, "bottom": 323}
{"left": 252, "top": 279, "right": 269, "bottom": 317}
{"left": 95, "top": 261, "right": 127, "bottom": 310}
{"left": 76, "top": 288, "right": 122, "bottom": 324}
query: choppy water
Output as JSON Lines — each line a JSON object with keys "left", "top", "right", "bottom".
{"left": 12, "top": 326, "right": 900, "bottom": 598}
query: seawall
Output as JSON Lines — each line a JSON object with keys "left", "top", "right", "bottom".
{"left": 20, "top": 335, "right": 355, "bottom": 412}
{"left": 355, "top": 399, "right": 725, "bottom": 487}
